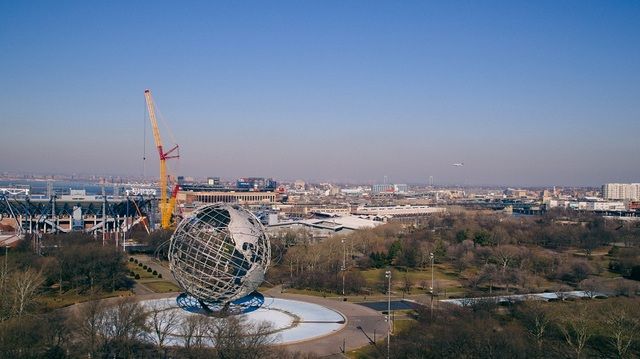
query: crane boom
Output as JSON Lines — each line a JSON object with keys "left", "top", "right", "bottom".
{"left": 144, "top": 89, "right": 179, "bottom": 229}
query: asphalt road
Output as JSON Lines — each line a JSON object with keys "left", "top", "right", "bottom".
{"left": 264, "top": 286, "right": 388, "bottom": 357}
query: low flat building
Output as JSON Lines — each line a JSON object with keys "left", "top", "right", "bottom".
{"left": 586, "top": 201, "right": 626, "bottom": 211}
{"left": 179, "top": 191, "right": 277, "bottom": 205}
{"left": 278, "top": 204, "right": 351, "bottom": 217}
{"left": 268, "top": 215, "right": 382, "bottom": 238}
{"left": 352, "top": 205, "right": 446, "bottom": 217}
{"left": 546, "top": 199, "right": 627, "bottom": 211}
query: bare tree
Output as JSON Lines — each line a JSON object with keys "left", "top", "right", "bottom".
{"left": 238, "top": 320, "right": 276, "bottom": 358}
{"left": 10, "top": 267, "right": 45, "bottom": 317}
{"left": 492, "top": 245, "right": 523, "bottom": 275}
{"left": 417, "top": 241, "right": 433, "bottom": 269}
{"left": 73, "top": 296, "right": 106, "bottom": 357}
{"left": 579, "top": 277, "right": 604, "bottom": 299}
{"left": 479, "top": 263, "right": 498, "bottom": 295}
{"left": 552, "top": 284, "right": 573, "bottom": 301}
{"left": 402, "top": 273, "right": 413, "bottom": 297}
{"left": 453, "top": 251, "right": 474, "bottom": 274}
{"left": 0, "top": 262, "right": 10, "bottom": 320}
{"left": 520, "top": 301, "right": 551, "bottom": 350}
{"left": 612, "top": 278, "right": 638, "bottom": 298}
{"left": 465, "top": 273, "right": 483, "bottom": 292}
{"left": 601, "top": 300, "right": 640, "bottom": 359}
{"left": 98, "top": 298, "right": 149, "bottom": 357}
{"left": 208, "top": 315, "right": 275, "bottom": 359}
{"left": 555, "top": 304, "right": 594, "bottom": 358}
{"left": 0, "top": 313, "right": 71, "bottom": 357}
{"left": 179, "top": 314, "right": 211, "bottom": 353}
{"left": 147, "top": 302, "right": 181, "bottom": 355}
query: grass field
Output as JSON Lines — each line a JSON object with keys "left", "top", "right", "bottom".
{"left": 361, "top": 267, "right": 459, "bottom": 282}
{"left": 143, "top": 281, "right": 180, "bottom": 293}
{"left": 360, "top": 266, "right": 463, "bottom": 295}
{"left": 393, "top": 318, "right": 416, "bottom": 333}
{"left": 283, "top": 288, "right": 340, "bottom": 297}
{"left": 37, "top": 289, "right": 133, "bottom": 310}
{"left": 127, "top": 262, "right": 159, "bottom": 279}
{"left": 126, "top": 259, "right": 178, "bottom": 293}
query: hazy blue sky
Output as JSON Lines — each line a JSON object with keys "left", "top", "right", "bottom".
{"left": 1, "top": 1, "right": 639, "bottom": 186}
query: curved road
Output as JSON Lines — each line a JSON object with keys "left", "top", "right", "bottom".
{"left": 264, "top": 286, "right": 388, "bottom": 357}
{"left": 129, "top": 256, "right": 387, "bottom": 357}
{"left": 68, "top": 288, "right": 387, "bottom": 358}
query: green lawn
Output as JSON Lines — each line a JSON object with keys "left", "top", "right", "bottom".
{"left": 127, "top": 263, "right": 158, "bottom": 279}
{"left": 277, "top": 267, "right": 466, "bottom": 298}
{"left": 283, "top": 288, "right": 340, "bottom": 297}
{"left": 37, "top": 289, "right": 133, "bottom": 310}
{"left": 360, "top": 267, "right": 462, "bottom": 292}
{"left": 283, "top": 287, "right": 400, "bottom": 301}
{"left": 362, "top": 267, "right": 458, "bottom": 281}
{"left": 143, "top": 281, "right": 180, "bottom": 293}
{"left": 393, "top": 318, "right": 416, "bottom": 333}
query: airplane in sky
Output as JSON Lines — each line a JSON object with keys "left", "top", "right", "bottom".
{"left": 452, "top": 162, "right": 464, "bottom": 167}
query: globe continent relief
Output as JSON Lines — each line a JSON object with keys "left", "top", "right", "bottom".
{"left": 168, "top": 204, "right": 270, "bottom": 303}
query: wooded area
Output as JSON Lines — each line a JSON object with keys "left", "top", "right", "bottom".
{"left": 267, "top": 209, "right": 640, "bottom": 298}
{"left": 1, "top": 208, "right": 639, "bottom": 358}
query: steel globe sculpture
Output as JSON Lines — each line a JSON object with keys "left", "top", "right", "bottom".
{"left": 168, "top": 203, "right": 270, "bottom": 309}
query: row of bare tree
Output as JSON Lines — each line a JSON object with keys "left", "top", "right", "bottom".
{"left": 379, "top": 298, "right": 640, "bottom": 359}
{"left": 0, "top": 296, "right": 315, "bottom": 359}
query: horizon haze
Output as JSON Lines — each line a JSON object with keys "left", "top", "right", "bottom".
{"left": 1, "top": 1, "right": 639, "bottom": 187}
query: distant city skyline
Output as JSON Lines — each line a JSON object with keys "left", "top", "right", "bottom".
{"left": 1, "top": 1, "right": 639, "bottom": 187}
{"left": 0, "top": 171, "right": 614, "bottom": 189}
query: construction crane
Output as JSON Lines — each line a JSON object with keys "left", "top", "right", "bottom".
{"left": 144, "top": 89, "right": 180, "bottom": 230}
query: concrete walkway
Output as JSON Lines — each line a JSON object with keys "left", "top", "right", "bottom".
{"left": 64, "top": 285, "right": 386, "bottom": 358}
{"left": 85, "top": 254, "right": 389, "bottom": 358}
{"left": 264, "top": 286, "right": 388, "bottom": 357}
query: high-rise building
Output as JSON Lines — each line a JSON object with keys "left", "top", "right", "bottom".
{"left": 602, "top": 183, "right": 640, "bottom": 200}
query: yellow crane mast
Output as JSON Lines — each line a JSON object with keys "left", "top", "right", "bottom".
{"left": 144, "top": 89, "right": 180, "bottom": 229}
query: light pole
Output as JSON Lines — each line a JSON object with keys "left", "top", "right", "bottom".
{"left": 341, "top": 238, "right": 346, "bottom": 297}
{"left": 124, "top": 195, "right": 129, "bottom": 253}
{"left": 385, "top": 269, "right": 391, "bottom": 359}
{"left": 429, "top": 252, "right": 434, "bottom": 318}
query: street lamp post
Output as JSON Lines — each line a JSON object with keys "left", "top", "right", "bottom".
{"left": 385, "top": 270, "right": 392, "bottom": 359}
{"left": 124, "top": 195, "right": 129, "bottom": 253}
{"left": 341, "top": 239, "right": 346, "bottom": 297}
{"left": 429, "top": 252, "right": 434, "bottom": 318}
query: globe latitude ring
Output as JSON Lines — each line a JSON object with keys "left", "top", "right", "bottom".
{"left": 168, "top": 203, "right": 270, "bottom": 306}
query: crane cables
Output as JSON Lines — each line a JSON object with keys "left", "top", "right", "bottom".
{"left": 154, "top": 102, "right": 181, "bottom": 180}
